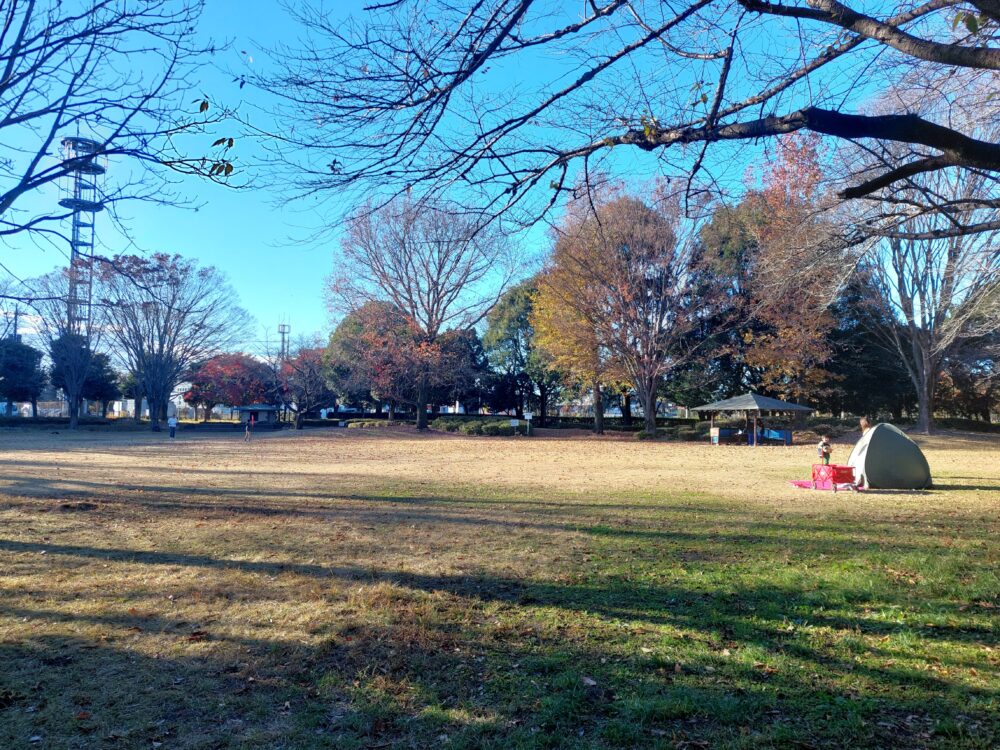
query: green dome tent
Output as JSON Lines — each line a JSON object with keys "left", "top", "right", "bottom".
{"left": 848, "top": 423, "right": 932, "bottom": 489}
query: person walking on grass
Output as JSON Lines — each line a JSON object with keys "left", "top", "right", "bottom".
{"left": 244, "top": 415, "right": 253, "bottom": 443}
{"left": 167, "top": 415, "right": 178, "bottom": 439}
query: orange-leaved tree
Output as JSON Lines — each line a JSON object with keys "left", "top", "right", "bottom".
{"left": 741, "top": 134, "right": 844, "bottom": 401}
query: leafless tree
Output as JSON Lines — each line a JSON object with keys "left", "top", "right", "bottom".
{"left": 255, "top": 1, "right": 999, "bottom": 228}
{"left": 864, "top": 168, "right": 1000, "bottom": 432}
{"left": 96, "top": 253, "right": 252, "bottom": 430}
{"left": 333, "top": 198, "right": 514, "bottom": 428}
{"left": 839, "top": 70, "right": 1000, "bottom": 241}
{"left": 0, "top": 0, "right": 236, "bottom": 249}
{"left": 26, "top": 267, "right": 105, "bottom": 428}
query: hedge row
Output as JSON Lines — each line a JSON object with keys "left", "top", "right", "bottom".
{"left": 345, "top": 419, "right": 407, "bottom": 429}
{"left": 635, "top": 423, "right": 711, "bottom": 441}
{"left": 430, "top": 416, "right": 526, "bottom": 437}
{"left": 549, "top": 415, "right": 698, "bottom": 430}
{"left": 0, "top": 416, "right": 112, "bottom": 427}
{"left": 935, "top": 417, "right": 1000, "bottom": 433}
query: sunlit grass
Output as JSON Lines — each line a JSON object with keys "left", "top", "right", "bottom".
{"left": 0, "top": 427, "right": 997, "bottom": 748}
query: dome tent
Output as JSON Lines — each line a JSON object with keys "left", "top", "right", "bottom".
{"left": 848, "top": 423, "right": 932, "bottom": 489}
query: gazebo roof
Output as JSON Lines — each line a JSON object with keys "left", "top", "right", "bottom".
{"left": 691, "top": 392, "right": 814, "bottom": 413}
{"left": 235, "top": 404, "right": 280, "bottom": 411}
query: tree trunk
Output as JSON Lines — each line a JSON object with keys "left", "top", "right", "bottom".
{"left": 538, "top": 383, "right": 548, "bottom": 428}
{"left": 5, "top": 399, "right": 12, "bottom": 417}
{"left": 912, "top": 351, "right": 938, "bottom": 434}
{"left": 68, "top": 394, "right": 80, "bottom": 430}
{"left": 101, "top": 401, "right": 109, "bottom": 418}
{"left": 203, "top": 404, "right": 214, "bottom": 422}
{"left": 295, "top": 410, "right": 304, "bottom": 429}
{"left": 637, "top": 377, "right": 657, "bottom": 434}
{"left": 416, "top": 373, "right": 429, "bottom": 430}
{"left": 388, "top": 400, "right": 396, "bottom": 421}
{"left": 149, "top": 396, "right": 161, "bottom": 431}
{"left": 915, "top": 375, "right": 936, "bottom": 433}
{"left": 592, "top": 380, "right": 604, "bottom": 435}
{"left": 31, "top": 398, "right": 37, "bottom": 418}
{"left": 621, "top": 392, "right": 633, "bottom": 427}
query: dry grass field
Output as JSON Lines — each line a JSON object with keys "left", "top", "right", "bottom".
{"left": 0, "top": 426, "right": 997, "bottom": 749}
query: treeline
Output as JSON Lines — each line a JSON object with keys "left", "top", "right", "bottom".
{"left": 4, "top": 137, "right": 996, "bottom": 434}
{"left": 321, "top": 136, "right": 999, "bottom": 434}
{"left": 0, "top": 337, "right": 117, "bottom": 419}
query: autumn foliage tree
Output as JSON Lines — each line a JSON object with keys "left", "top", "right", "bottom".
{"left": 741, "top": 134, "right": 843, "bottom": 400}
{"left": 184, "top": 354, "right": 273, "bottom": 420}
{"left": 697, "top": 135, "right": 843, "bottom": 402}
{"left": 327, "top": 301, "right": 423, "bottom": 417}
{"left": 535, "top": 188, "right": 713, "bottom": 434}
{"left": 532, "top": 272, "right": 613, "bottom": 433}
{"left": 328, "top": 301, "right": 487, "bottom": 419}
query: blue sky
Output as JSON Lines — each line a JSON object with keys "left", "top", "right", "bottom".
{"left": 3, "top": 0, "right": 787, "bottom": 349}
{"left": 5, "top": 1, "right": 386, "bottom": 348}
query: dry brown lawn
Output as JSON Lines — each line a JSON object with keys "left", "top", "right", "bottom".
{"left": 0, "top": 426, "right": 997, "bottom": 749}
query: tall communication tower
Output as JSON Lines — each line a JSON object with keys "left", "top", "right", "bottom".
{"left": 278, "top": 323, "right": 291, "bottom": 361}
{"left": 58, "top": 137, "right": 105, "bottom": 337}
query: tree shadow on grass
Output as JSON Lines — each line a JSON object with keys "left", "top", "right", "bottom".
{"left": 1, "top": 584, "right": 995, "bottom": 750}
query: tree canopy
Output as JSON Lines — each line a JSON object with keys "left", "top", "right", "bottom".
{"left": 257, "top": 0, "right": 999, "bottom": 235}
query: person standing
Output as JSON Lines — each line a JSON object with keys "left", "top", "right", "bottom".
{"left": 816, "top": 435, "right": 832, "bottom": 465}
{"left": 167, "top": 414, "right": 178, "bottom": 439}
{"left": 859, "top": 416, "right": 871, "bottom": 434}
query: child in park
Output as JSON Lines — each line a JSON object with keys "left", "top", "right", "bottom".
{"left": 816, "top": 435, "right": 832, "bottom": 465}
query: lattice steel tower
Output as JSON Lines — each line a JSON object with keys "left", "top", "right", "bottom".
{"left": 58, "top": 137, "right": 105, "bottom": 336}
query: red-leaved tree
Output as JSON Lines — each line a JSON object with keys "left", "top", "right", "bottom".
{"left": 184, "top": 354, "right": 273, "bottom": 421}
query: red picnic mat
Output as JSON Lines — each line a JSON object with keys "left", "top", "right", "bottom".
{"left": 789, "top": 479, "right": 863, "bottom": 491}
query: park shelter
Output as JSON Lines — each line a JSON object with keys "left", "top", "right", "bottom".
{"left": 236, "top": 404, "right": 280, "bottom": 425}
{"left": 847, "top": 423, "right": 932, "bottom": 489}
{"left": 692, "top": 392, "right": 814, "bottom": 446}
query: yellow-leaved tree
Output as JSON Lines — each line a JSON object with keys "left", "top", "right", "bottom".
{"left": 533, "top": 186, "right": 717, "bottom": 434}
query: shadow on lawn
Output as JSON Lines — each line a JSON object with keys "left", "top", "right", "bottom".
{"left": 3, "top": 470, "right": 998, "bottom": 745}
{"left": 2, "top": 536, "right": 995, "bottom": 654}
{"left": 4, "top": 473, "right": 998, "bottom": 562}
{"left": 1, "top": 577, "right": 995, "bottom": 750}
